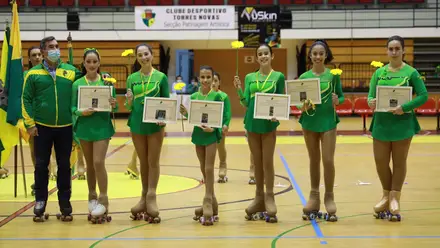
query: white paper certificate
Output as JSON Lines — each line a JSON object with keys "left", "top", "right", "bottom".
{"left": 188, "top": 100, "right": 224, "bottom": 128}
{"left": 78, "top": 86, "right": 113, "bottom": 112}
{"left": 375, "top": 86, "right": 413, "bottom": 112}
{"left": 253, "top": 93, "right": 290, "bottom": 120}
{"left": 286, "top": 78, "right": 321, "bottom": 106}
{"left": 142, "top": 97, "right": 178, "bottom": 124}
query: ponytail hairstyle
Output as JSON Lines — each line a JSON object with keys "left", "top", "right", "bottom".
{"left": 307, "top": 39, "right": 334, "bottom": 65}
{"left": 132, "top": 43, "right": 153, "bottom": 72}
{"left": 81, "top": 48, "right": 101, "bottom": 77}
{"left": 213, "top": 71, "right": 221, "bottom": 89}
{"left": 27, "top": 46, "right": 40, "bottom": 69}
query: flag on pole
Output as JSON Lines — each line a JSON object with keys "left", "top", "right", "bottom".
{"left": 67, "top": 32, "right": 73, "bottom": 65}
{"left": 0, "top": 0, "right": 22, "bottom": 167}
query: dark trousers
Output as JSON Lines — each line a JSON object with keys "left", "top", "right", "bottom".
{"left": 34, "top": 124, "right": 73, "bottom": 210}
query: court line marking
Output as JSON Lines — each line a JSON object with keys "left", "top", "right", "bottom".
{"left": 278, "top": 149, "right": 327, "bottom": 245}
{"left": 270, "top": 207, "right": 440, "bottom": 247}
{"left": 0, "top": 139, "right": 132, "bottom": 228}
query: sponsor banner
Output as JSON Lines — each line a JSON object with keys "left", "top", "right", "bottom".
{"left": 135, "top": 6, "right": 235, "bottom": 30}
{"left": 238, "top": 6, "right": 281, "bottom": 48}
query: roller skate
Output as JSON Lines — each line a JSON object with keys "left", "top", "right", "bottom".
{"left": 193, "top": 196, "right": 219, "bottom": 222}
{"left": 145, "top": 192, "right": 161, "bottom": 223}
{"left": 130, "top": 192, "right": 147, "bottom": 220}
{"left": 125, "top": 169, "right": 139, "bottom": 180}
{"left": 302, "top": 190, "right": 323, "bottom": 221}
{"left": 263, "top": 192, "right": 278, "bottom": 223}
{"left": 31, "top": 183, "right": 35, "bottom": 196}
{"left": 217, "top": 165, "right": 228, "bottom": 183}
{"left": 125, "top": 152, "right": 139, "bottom": 180}
{"left": 87, "top": 199, "right": 98, "bottom": 221}
{"left": 388, "top": 190, "right": 402, "bottom": 222}
{"left": 245, "top": 192, "right": 266, "bottom": 221}
{"left": 248, "top": 177, "right": 256, "bottom": 185}
{"left": 199, "top": 196, "right": 214, "bottom": 226}
{"left": 33, "top": 201, "right": 49, "bottom": 222}
{"left": 77, "top": 163, "right": 86, "bottom": 180}
{"left": 373, "top": 190, "right": 391, "bottom": 219}
{"left": 0, "top": 167, "right": 9, "bottom": 179}
{"left": 56, "top": 201, "right": 73, "bottom": 222}
{"left": 89, "top": 196, "right": 111, "bottom": 224}
{"left": 323, "top": 192, "right": 338, "bottom": 222}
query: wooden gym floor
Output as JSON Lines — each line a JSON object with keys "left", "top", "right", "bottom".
{"left": 1, "top": 116, "right": 440, "bottom": 248}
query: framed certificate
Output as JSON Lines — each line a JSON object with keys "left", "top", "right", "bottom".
{"left": 188, "top": 100, "right": 224, "bottom": 128}
{"left": 142, "top": 97, "right": 178, "bottom": 124}
{"left": 78, "top": 86, "right": 113, "bottom": 112}
{"left": 375, "top": 85, "right": 413, "bottom": 112}
{"left": 253, "top": 93, "right": 290, "bottom": 121}
{"left": 286, "top": 78, "right": 321, "bottom": 106}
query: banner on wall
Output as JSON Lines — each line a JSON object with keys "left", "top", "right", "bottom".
{"left": 135, "top": 6, "right": 235, "bottom": 30}
{"left": 238, "top": 6, "right": 281, "bottom": 48}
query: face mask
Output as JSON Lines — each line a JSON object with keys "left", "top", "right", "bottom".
{"left": 47, "top": 49, "right": 60, "bottom": 62}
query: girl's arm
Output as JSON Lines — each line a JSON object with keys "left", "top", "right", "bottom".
{"left": 160, "top": 74, "right": 171, "bottom": 98}
{"left": 71, "top": 81, "right": 82, "bottom": 117}
{"left": 368, "top": 69, "right": 379, "bottom": 103}
{"left": 401, "top": 70, "right": 428, "bottom": 112}
{"left": 334, "top": 75, "right": 345, "bottom": 104}
{"left": 124, "top": 75, "right": 133, "bottom": 111}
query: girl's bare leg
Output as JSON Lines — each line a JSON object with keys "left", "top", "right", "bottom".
{"left": 77, "top": 146, "right": 86, "bottom": 180}
{"left": 320, "top": 129, "right": 337, "bottom": 221}
{"left": 194, "top": 145, "right": 206, "bottom": 221}
{"left": 217, "top": 136, "right": 228, "bottom": 183}
{"left": 372, "top": 138, "right": 392, "bottom": 218}
{"left": 145, "top": 129, "right": 164, "bottom": 223}
{"left": 245, "top": 132, "right": 266, "bottom": 220}
{"left": 302, "top": 129, "right": 322, "bottom": 220}
{"left": 261, "top": 130, "right": 277, "bottom": 223}
{"left": 200, "top": 143, "right": 217, "bottom": 225}
{"left": 130, "top": 134, "right": 149, "bottom": 220}
{"left": 80, "top": 140, "right": 98, "bottom": 216}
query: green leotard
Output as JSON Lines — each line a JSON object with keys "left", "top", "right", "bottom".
{"left": 368, "top": 64, "right": 428, "bottom": 141}
{"left": 298, "top": 68, "right": 344, "bottom": 132}
{"left": 217, "top": 90, "right": 232, "bottom": 127}
{"left": 125, "top": 69, "right": 170, "bottom": 135}
{"left": 237, "top": 70, "right": 285, "bottom": 134}
{"left": 188, "top": 90, "right": 227, "bottom": 146}
{"left": 71, "top": 75, "right": 117, "bottom": 142}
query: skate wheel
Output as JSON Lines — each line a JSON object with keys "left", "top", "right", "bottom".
{"left": 88, "top": 214, "right": 92, "bottom": 221}
{"left": 193, "top": 215, "right": 201, "bottom": 221}
{"left": 107, "top": 216, "right": 112, "bottom": 222}
{"left": 248, "top": 179, "right": 256, "bottom": 185}
{"left": 44, "top": 213, "right": 49, "bottom": 220}
{"left": 213, "top": 215, "right": 219, "bottom": 222}
{"left": 56, "top": 213, "right": 61, "bottom": 220}
{"left": 309, "top": 213, "right": 316, "bottom": 220}
{"left": 252, "top": 213, "right": 259, "bottom": 221}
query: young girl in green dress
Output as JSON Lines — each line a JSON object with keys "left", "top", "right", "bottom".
{"left": 298, "top": 40, "right": 344, "bottom": 222}
{"left": 180, "top": 66, "right": 227, "bottom": 226}
{"left": 71, "top": 48, "right": 117, "bottom": 224}
{"left": 211, "top": 72, "right": 232, "bottom": 183}
{"left": 233, "top": 44, "right": 285, "bottom": 223}
{"left": 368, "top": 36, "right": 428, "bottom": 222}
{"left": 125, "top": 44, "right": 169, "bottom": 224}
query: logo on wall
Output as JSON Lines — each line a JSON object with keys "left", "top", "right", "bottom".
{"left": 141, "top": 9, "right": 156, "bottom": 27}
{"left": 135, "top": 6, "right": 235, "bottom": 30}
{"left": 238, "top": 6, "right": 281, "bottom": 48}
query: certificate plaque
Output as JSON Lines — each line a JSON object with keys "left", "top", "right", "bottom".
{"left": 188, "top": 100, "right": 224, "bottom": 128}
{"left": 78, "top": 86, "right": 113, "bottom": 112}
{"left": 286, "top": 78, "right": 321, "bottom": 106}
{"left": 375, "top": 86, "right": 413, "bottom": 112}
{"left": 142, "top": 97, "right": 178, "bottom": 124}
{"left": 253, "top": 93, "right": 290, "bottom": 121}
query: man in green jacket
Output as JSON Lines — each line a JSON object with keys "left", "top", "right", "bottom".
{"left": 22, "top": 36, "right": 82, "bottom": 222}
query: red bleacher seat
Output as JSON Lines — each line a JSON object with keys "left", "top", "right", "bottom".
{"left": 353, "top": 97, "right": 373, "bottom": 132}
{"left": 60, "top": 0, "right": 75, "bottom": 6}
{"left": 130, "top": 0, "right": 145, "bottom": 5}
{"left": 194, "top": 0, "right": 209, "bottom": 4}
{"left": 279, "top": 0, "right": 291, "bottom": 3}
{"left": 336, "top": 98, "right": 353, "bottom": 116}
{"left": 416, "top": 97, "right": 437, "bottom": 115}
{"left": 290, "top": 106, "right": 302, "bottom": 117}
{"left": 45, "top": 0, "right": 59, "bottom": 6}
{"left": 1, "top": 0, "right": 24, "bottom": 6}
{"left": 293, "top": 0, "right": 307, "bottom": 3}
{"left": 79, "top": 0, "right": 94, "bottom": 6}
{"left": 309, "top": 0, "right": 324, "bottom": 4}
{"left": 110, "top": 0, "right": 125, "bottom": 5}
{"left": 95, "top": 0, "right": 109, "bottom": 6}
{"left": 179, "top": 0, "right": 193, "bottom": 4}
{"left": 228, "top": 0, "right": 244, "bottom": 4}
{"left": 29, "top": 0, "right": 43, "bottom": 6}
{"left": 260, "top": 0, "right": 273, "bottom": 3}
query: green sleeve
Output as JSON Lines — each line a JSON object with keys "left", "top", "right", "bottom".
{"left": 160, "top": 74, "right": 170, "bottom": 98}
{"left": 112, "top": 85, "right": 119, "bottom": 113}
{"left": 71, "top": 80, "right": 82, "bottom": 116}
{"left": 124, "top": 75, "right": 133, "bottom": 111}
{"left": 401, "top": 70, "right": 428, "bottom": 112}
{"left": 240, "top": 74, "right": 251, "bottom": 107}
{"left": 74, "top": 66, "right": 83, "bottom": 81}
{"left": 276, "top": 73, "right": 286, "bottom": 94}
{"left": 222, "top": 94, "right": 232, "bottom": 127}
{"left": 334, "top": 75, "right": 344, "bottom": 104}
{"left": 368, "top": 69, "right": 378, "bottom": 102}
{"left": 21, "top": 73, "right": 35, "bottom": 128}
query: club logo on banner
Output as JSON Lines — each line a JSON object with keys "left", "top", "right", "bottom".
{"left": 238, "top": 6, "right": 281, "bottom": 48}
{"left": 135, "top": 6, "right": 235, "bottom": 30}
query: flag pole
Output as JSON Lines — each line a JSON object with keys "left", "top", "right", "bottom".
{"left": 19, "top": 132, "right": 27, "bottom": 198}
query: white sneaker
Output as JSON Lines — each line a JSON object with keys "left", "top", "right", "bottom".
{"left": 88, "top": 199, "right": 98, "bottom": 213}
{"left": 91, "top": 204, "right": 107, "bottom": 217}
